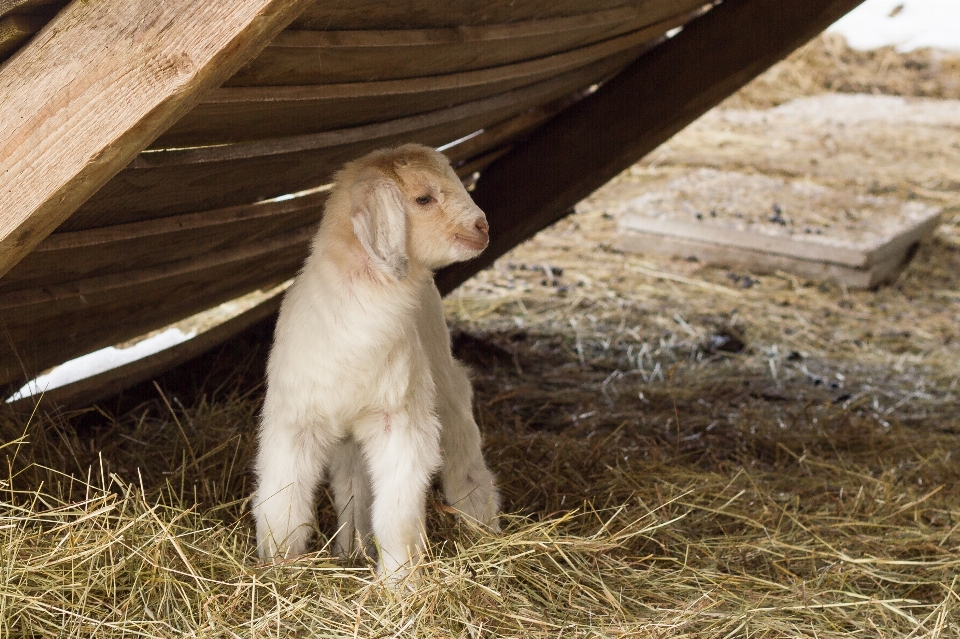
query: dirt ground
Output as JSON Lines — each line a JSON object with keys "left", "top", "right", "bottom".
{"left": 3, "top": 35, "right": 960, "bottom": 636}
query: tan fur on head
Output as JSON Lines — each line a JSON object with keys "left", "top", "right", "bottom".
{"left": 327, "top": 144, "right": 489, "bottom": 280}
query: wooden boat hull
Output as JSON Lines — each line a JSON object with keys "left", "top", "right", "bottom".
{"left": 0, "top": 0, "right": 865, "bottom": 399}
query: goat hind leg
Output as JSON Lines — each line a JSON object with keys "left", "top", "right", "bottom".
{"left": 328, "top": 437, "right": 374, "bottom": 559}
{"left": 438, "top": 362, "right": 500, "bottom": 530}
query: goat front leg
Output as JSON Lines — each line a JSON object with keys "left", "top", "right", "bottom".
{"left": 438, "top": 361, "right": 500, "bottom": 530}
{"left": 358, "top": 410, "right": 441, "bottom": 582}
{"left": 253, "top": 413, "right": 332, "bottom": 560}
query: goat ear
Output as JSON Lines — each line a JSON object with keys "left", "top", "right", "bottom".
{"left": 349, "top": 171, "right": 409, "bottom": 280}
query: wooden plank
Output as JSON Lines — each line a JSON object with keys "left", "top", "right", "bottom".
{"left": 229, "top": 3, "right": 704, "bottom": 86}
{"left": 615, "top": 230, "right": 918, "bottom": 289}
{"left": 8, "top": 292, "right": 283, "bottom": 411}
{"left": 0, "top": 224, "right": 314, "bottom": 313}
{"left": 292, "top": 0, "right": 645, "bottom": 30}
{"left": 0, "top": 0, "right": 313, "bottom": 280}
{"left": 155, "top": 23, "right": 669, "bottom": 147}
{"left": 621, "top": 206, "right": 942, "bottom": 268}
{"left": 0, "top": 241, "right": 307, "bottom": 387}
{"left": 435, "top": 0, "right": 868, "bottom": 294}
{"left": 615, "top": 169, "right": 943, "bottom": 268}
{"left": 0, "top": 192, "right": 328, "bottom": 293}
{"left": 66, "top": 53, "right": 636, "bottom": 231}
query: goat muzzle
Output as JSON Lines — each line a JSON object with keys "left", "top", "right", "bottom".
{"left": 456, "top": 218, "right": 489, "bottom": 251}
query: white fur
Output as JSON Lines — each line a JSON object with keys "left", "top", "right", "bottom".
{"left": 252, "top": 144, "right": 500, "bottom": 581}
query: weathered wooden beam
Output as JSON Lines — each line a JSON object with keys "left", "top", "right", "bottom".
{"left": 0, "top": 0, "right": 311, "bottom": 279}
{"left": 435, "top": 0, "right": 866, "bottom": 294}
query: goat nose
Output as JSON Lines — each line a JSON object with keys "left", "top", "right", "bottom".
{"left": 475, "top": 219, "right": 489, "bottom": 235}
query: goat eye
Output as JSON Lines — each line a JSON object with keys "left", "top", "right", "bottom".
{"left": 415, "top": 195, "right": 434, "bottom": 205}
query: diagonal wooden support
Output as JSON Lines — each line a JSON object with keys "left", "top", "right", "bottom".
{"left": 436, "top": 0, "right": 866, "bottom": 294}
{"left": 0, "top": 0, "right": 311, "bottom": 278}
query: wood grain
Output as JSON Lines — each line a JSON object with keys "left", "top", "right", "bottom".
{"left": 66, "top": 53, "right": 635, "bottom": 231}
{"left": 155, "top": 23, "right": 667, "bottom": 147}
{"left": 229, "top": 3, "right": 704, "bottom": 86}
{"left": 1, "top": 193, "right": 328, "bottom": 293}
{"left": 436, "top": 0, "right": 868, "bottom": 293}
{"left": 0, "top": 0, "right": 313, "bottom": 279}
{"left": 291, "top": 0, "right": 684, "bottom": 30}
{"left": 0, "top": 224, "right": 314, "bottom": 313}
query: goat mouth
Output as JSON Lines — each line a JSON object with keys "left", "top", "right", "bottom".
{"left": 455, "top": 234, "right": 488, "bottom": 251}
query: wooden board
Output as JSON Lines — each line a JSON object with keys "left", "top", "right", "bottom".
{"left": 0, "top": 192, "right": 328, "bottom": 293}
{"left": 154, "top": 24, "right": 664, "bottom": 147}
{"left": 0, "top": 223, "right": 313, "bottom": 314}
{"left": 0, "top": 0, "right": 314, "bottom": 279}
{"left": 65, "top": 54, "right": 635, "bottom": 231}
{"left": 229, "top": 3, "right": 704, "bottom": 86}
{"left": 436, "top": 0, "right": 868, "bottom": 293}
{"left": 616, "top": 230, "right": 921, "bottom": 289}
{"left": 615, "top": 169, "right": 943, "bottom": 268}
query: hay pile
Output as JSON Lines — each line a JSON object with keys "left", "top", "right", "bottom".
{"left": 722, "top": 33, "right": 960, "bottom": 109}
{"left": 3, "top": 35, "right": 960, "bottom": 636}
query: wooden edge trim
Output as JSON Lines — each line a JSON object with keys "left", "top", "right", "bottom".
{"left": 8, "top": 292, "right": 283, "bottom": 411}
{"left": 435, "top": 0, "right": 868, "bottom": 294}
{"left": 864, "top": 208, "right": 942, "bottom": 267}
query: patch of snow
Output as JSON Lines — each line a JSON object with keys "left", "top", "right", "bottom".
{"left": 7, "top": 328, "right": 196, "bottom": 402}
{"left": 827, "top": 0, "right": 960, "bottom": 52}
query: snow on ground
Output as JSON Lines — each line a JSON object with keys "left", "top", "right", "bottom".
{"left": 7, "top": 328, "right": 195, "bottom": 402}
{"left": 828, "top": 0, "right": 960, "bottom": 52}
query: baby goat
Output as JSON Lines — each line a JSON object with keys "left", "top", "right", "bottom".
{"left": 253, "top": 144, "right": 500, "bottom": 580}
